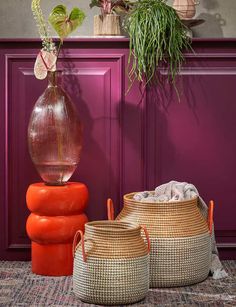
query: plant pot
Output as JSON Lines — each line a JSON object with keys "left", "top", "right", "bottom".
{"left": 173, "top": 0, "right": 199, "bottom": 19}
{"left": 28, "top": 71, "right": 82, "bottom": 185}
{"left": 94, "top": 14, "right": 121, "bottom": 36}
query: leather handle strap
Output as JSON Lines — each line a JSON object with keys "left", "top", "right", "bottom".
{"left": 107, "top": 198, "right": 115, "bottom": 221}
{"left": 140, "top": 225, "right": 151, "bottom": 253}
{"left": 72, "top": 230, "right": 86, "bottom": 262}
{"left": 208, "top": 200, "right": 214, "bottom": 235}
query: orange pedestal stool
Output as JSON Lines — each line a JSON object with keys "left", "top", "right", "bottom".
{"left": 26, "top": 182, "right": 88, "bottom": 276}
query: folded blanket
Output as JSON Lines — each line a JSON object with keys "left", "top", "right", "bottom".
{"left": 133, "top": 181, "right": 228, "bottom": 280}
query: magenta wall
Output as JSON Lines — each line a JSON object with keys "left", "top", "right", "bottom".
{"left": 0, "top": 38, "right": 236, "bottom": 260}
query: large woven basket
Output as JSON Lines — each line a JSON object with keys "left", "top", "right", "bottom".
{"left": 107, "top": 193, "right": 213, "bottom": 288}
{"left": 73, "top": 220, "right": 150, "bottom": 305}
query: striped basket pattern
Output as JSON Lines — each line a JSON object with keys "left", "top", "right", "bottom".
{"left": 73, "top": 221, "right": 150, "bottom": 305}
{"left": 149, "top": 234, "right": 211, "bottom": 287}
{"left": 107, "top": 194, "right": 213, "bottom": 288}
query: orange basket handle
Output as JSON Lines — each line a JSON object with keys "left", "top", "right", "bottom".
{"left": 72, "top": 230, "right": 86, "bottom": 262}
{"left": 208, "top": 200, "right": 214, "bottom": 235}
{"left": 140, "top": 225, "right": 151, "bottom": 253}
{"left": 107, "top": 198, "right": 115, "bottom": 220}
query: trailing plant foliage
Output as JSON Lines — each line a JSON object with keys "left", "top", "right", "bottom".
{"left": 125, "top": 0, "right": 191, "bottom": 86}
{"left": 90, "top": 0, "right": 133, "bottom": 15}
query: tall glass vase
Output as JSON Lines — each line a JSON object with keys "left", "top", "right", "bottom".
{"left": 28, "top": 71, "right": 82, "bottom": 185}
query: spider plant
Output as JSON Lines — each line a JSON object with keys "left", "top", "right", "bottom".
{"left": 125, "top": 0, "right": 191, "bottom": 87}
{"left": 90, "top": 0, "right": 133, "bottom": 15}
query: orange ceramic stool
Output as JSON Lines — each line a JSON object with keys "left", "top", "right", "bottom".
{"left": 26, "top": 182, "right": 88, "bottom": 276}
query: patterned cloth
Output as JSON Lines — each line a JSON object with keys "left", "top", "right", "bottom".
{"left": 134, "top": 181, "right": 228, "bottom": 279}
{"left": 0, "top": 261, "right": 235, "bottom": 306}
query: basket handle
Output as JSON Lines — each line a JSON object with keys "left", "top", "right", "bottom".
{"left": 72, "top": 230, "right": 86, "bottom": 262}
{"left": 107, "top": 198, "right": 115, "bottom": 221}
{"left": 140, "top": 225, "right": 151, "bottom": 253}
{"left": 208, "top": 200, "right": 214, "bottom": 235}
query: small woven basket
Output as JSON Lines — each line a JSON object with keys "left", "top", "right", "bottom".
{"left": 107, "top": 193, "right": 213, "bottom": 287}
{"left": 73, "top": 220, "right": 150, "bottom": 305}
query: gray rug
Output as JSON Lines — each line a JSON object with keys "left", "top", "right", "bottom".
{"left": 0, "top": 261, "right": 235, "bottom": 306}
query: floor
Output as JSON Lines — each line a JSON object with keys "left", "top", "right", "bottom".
{"left": 0, "top": 261, "right": 235, "bottom": 307}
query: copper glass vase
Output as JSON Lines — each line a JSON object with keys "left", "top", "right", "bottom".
{"left": 28, "top": 71, "right": 82, "bottom": 185}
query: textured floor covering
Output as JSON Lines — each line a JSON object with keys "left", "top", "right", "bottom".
{"left": 0, "top": 261, "right": 235, "bottom": 307}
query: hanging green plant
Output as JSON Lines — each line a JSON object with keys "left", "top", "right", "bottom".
{"left": 125, "top": 0, "right": 191, "bottom": 87}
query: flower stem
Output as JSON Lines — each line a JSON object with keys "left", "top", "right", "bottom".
{"left": 55, "top": 40, "right": 63, "bottom": 66}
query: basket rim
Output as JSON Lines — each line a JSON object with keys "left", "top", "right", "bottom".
{"left": 124, "top": 192, "right": 198, "bottom": 205}
{"left": 85, "top": 220, "right": 141, "bottom": 233}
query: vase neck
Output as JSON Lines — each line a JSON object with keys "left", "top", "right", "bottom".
{"left": 47, "top": 71, "right": 62, "bottom": 87}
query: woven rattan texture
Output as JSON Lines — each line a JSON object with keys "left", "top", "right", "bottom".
{"left": 75, "top": 221, "right": 149, "bottom": 259}
{"left": 149, "top": 233, "right": 211, "bottom": 287}
{"left": 120, "top": 194, "right": 208, "bottom": 237}
{"left": 116, "top": 194, "right": 212, "bottom": 287}
{"left": 73, "top": 254, "right": 150, "bottom": 305}
{"left": 73, "top": 221, "right": 150, "bottom": 305}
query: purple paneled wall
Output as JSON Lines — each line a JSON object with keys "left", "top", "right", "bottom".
{"left": 0, "top": 38, "right": 235, "bottom": 260}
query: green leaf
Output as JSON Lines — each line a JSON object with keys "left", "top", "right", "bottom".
{"left": 49, "top": 5, "right": 85, "bottom": 41}
{"left": 89, "top": 0, "right": 100, "bottom": 9}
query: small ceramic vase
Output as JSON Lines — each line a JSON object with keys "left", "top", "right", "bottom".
{"left": 173, "top": 0, "right": 200, "bottom": 20}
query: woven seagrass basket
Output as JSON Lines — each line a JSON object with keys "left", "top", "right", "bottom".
{"left": 107, "top": 194, "right": 213, "bottom": 288}
{"left": 73, "top": 220, "right": 150, "bottom": 305}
